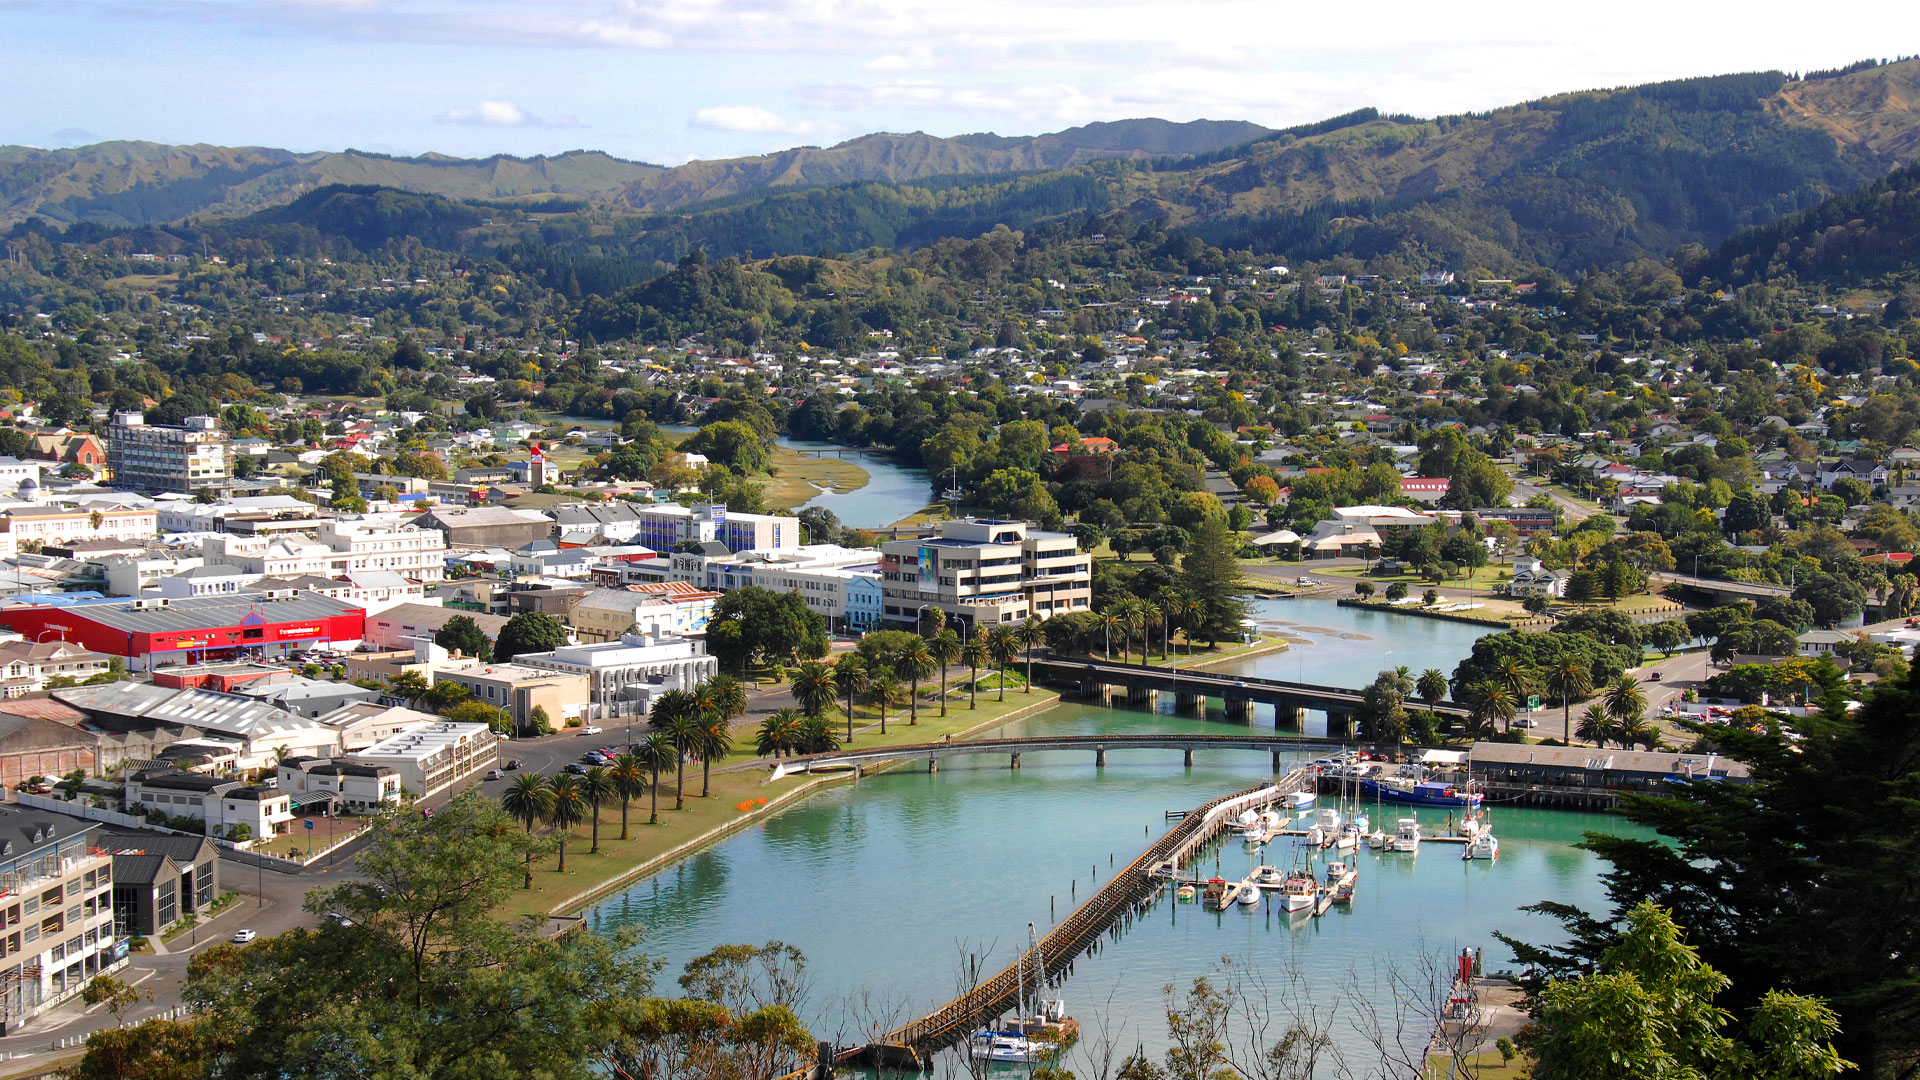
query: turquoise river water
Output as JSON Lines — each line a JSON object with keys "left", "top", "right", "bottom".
{"left": 584, "top": 598, "right": 1649, "bottom": 1063}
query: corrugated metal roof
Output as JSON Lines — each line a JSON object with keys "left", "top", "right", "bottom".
{"left": 28, "top": 591, "right": 358, "bottom": 636}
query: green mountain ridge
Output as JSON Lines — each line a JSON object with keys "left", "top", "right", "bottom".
{"left": 1695, "top": 158, "right": 1920, "bottom": 285}
{"left": 0, "top": 119, "right": 1273, "bottom": 230}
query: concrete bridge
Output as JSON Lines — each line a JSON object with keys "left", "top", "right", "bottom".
{"left": 1027, "top": 656, "right": 1471, "bottom": 735}
{"left": 766, "top": 733, "right": 1353, "bottom": 779}
{"left": 1650, "top": 571, "right": 1792, "bottom": 603}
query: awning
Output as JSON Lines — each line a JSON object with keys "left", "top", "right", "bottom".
{"left": 1421, "top": 749, "right": 1467, "bottom": 765}
{"left": 287, "top": 790, "right": 338, "bottom": 809}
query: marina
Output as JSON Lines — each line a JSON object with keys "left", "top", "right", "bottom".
{"left": 584, "top": 598, "right": 1649, "bottom": 1065}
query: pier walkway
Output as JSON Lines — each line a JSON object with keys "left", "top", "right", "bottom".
{"left": 855, "top": 770, "right": 1314, "bottom": 1066}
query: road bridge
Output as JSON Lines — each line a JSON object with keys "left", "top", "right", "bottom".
{"left": 1027, "top": 656, "right": 1470, "bottom": 735}
{"left": 767, "top": 733, "right": 1353, "bottom": 779}
{"left": 1650, "top": 571, "right": 1792, "bottom": 603}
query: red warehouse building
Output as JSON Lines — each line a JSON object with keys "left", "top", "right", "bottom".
{"left": 0, "top": 591, "right": 365, "bottom": 673}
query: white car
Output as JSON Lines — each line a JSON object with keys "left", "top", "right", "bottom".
{"left": 231, "top": 929, "right": 256, "bottom": 944}
{"left": 580, "top": 725, "right": 603, "bottom": 735}
{"left": 1514, "top": 718, "right": 1540, "bottom": 729}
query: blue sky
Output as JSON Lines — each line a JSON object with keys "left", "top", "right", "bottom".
{"left": 4, "top": 1, "right": 1909, "bottom": 163}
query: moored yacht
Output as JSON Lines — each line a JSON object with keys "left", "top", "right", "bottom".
{"left": 1387, "top": 817, "right": 1421, "bottom": 853}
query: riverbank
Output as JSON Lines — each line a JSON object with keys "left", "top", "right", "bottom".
{"left": 1336, "top": 597, "right": 1520, "bottom": 628}
{"left": 516, "top": 686, "right": 1067, "bottom": 921}
{"left": 758, "top": 443, "right": 872, "bottom": 510}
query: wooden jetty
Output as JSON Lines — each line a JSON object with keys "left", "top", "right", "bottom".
{"left": 854, "top": 769, "right": 1314, "bottom": 1067}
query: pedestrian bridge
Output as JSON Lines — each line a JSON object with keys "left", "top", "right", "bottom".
{"left": 1650, "top": 571, "right": 1792, "bottom": 601}
{"left": 766, "top": 733, "right": 1354, "bottom": 779}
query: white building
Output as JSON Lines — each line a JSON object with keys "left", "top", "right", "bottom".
{"left": 350, "top": 722, "right": 498, "bottom": 800}
{"left": 0, "top": 807, "right": 123, "bottom": 1031}
{"left": 0, "top": 504, "right": 158, "bottom": 557}
{"left": 124, "top": 769, "right": 294, "bottom": 841}
{"left": 277, "top": 756, "right": 403, "bottom": 812}
{"left": 99, "top": 551, "right": 205, "bottom": 597}
{"left": 151, "top": 564, "right": 260, "bottom": 599}
{"left": 316, "top": 702, "right": 449, "bottom": 753}
{"left": 516, "top": 631, "right": 719, "bottom": 718}
{"left": 201, "top": 515, "right": 446, "bottom": 583}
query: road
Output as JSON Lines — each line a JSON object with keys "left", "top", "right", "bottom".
{"left": 1509, "top": 478, "right": 1604, "bottom": 524}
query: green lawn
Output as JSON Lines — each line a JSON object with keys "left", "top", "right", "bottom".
{"left": 507, "top": 685, "right": 1064, "bottom": 918}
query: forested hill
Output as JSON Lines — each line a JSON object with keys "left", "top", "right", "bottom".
{"left": 562, "top": 61, "right": 1920, "bottom": 275}
{"left": 0, "top": 119, "right": 1272, "bottom": 229}
{"left": 1693, "top": 160, "right": 1920, "bottom": 285}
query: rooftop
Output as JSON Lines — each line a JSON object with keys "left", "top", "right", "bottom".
{"left": 356, "top": 721, "right": 494, "bottom": 762}
{"left": 55, "top": 681, "right": 330, "bottom": 740}
{"left": 2, "top": 591, "right": 358, "bottom": 636}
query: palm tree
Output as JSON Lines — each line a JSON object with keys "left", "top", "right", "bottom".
{"left": 545, "top": 774, "right": 587, "bottom": 873}
{"left": 694, "top": 718, "right": 733, "bottom": 797}
{"left": 1490, "top": 656, "right": 1534, "bottom": 717}
{"left": 960, "top": 633, "right": 990, "bottom": 710}
{"left": 636, "top": 733, "right": 675, "bottom": 825}
{"left": 831, "top": 656, "right": 868, "bottom": 743}
{"left": 648, "top": 688, "right": 701, "bottom": 811}
{"left": 1154, "top": 587, "right": 1188, "bottom": 658}
{"left": 1017, "top": 618, "right": 1046, "bottom": 691}
{"left": 499, "top": 773, "right": 552, "bottom": 888}
{"left": 609, "top": 753, "right": 646, "bottom": 840}
{"left": 790, "top": 660, "right": 837, "bottom": 723}
{"left": 1603, "top": 675, "right": 1647, "bottom": 733}
{"left": 580, "top": 765, "right": 615, "bottom": 854}
{"left": 1620, "top": 718, "right": 1666, "bottom": 752}
{"left": 987, "top": 625, "right": 1020, "bottom": 701}
{"left": 757, "top": 709, "right": 805, "bottom": 757}
{"left": 1098, "top": 609, "right": 1128, "bottom": 662}
{"left": 895, "top": 637, "right": 935, "bottom": 724}
{"left": 869, "top": 674, "right": 904, "bottom": 735}
{"left": 701, "top": 674, "right": 748, "bottom": 726}
{"left": 1544, "top": 659, "right": 1593, "bottom": 745}
{"left": 1467, "top": 679, "right": 1516, "bottom": 736}
{"left": 928, "top": 629, "right": 962, "bottom": 717}
{"left": 795, "top": 715, "right": 840, "bottom": 754}
{"left": 1126, "top": 603, "right": 1156, "bottom": 667}
{"left": 1416, "top": 669, "right": 1449, "bottom": 710}
{"left": 1575, "top": 703, "right": 1618, "bottom": 748}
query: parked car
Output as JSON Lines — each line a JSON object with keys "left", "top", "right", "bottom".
{"left": 485, "top": 769, "right": 503, "bottom": 781}
{"left": 504, "top": 759, "right": 521, "bottom": 770}
{"left": 231, "top": 929, "right": 256, "bottom": 944}
{"left": 580, "top": 725, "right": 604, "bottom": 736}
{"left": 1297, "top": 576, "right": 1314, "bottom": 585}
{"left": 1515, "top": 718, "right": 1540, "bottom": 729}
{"left": 325, "top": 912, "right": 353, "bottom": 927}
{"left": 563, "top": 763, "right": 588, "bottom": 774}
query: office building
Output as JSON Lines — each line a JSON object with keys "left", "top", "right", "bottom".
{"left": 351, "top": 722, "right": 497, "bottom": 800}
{"left": 516, "top": 630, "right": 718, "bottom": 719}
{"left": 107, "top": 413, "right": 232, "bottom": 496}
{"left": 877, "top": 518, "right": 1092, "bottom": 631}
{"left": 0, "top": 807, "right": 123, "bottom": 1033}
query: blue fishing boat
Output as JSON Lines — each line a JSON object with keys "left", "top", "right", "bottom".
{"left": 1359, "top": 777, "right": 1483, "bottom": 809}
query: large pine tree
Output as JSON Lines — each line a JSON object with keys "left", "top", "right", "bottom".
{"left": 1179, "top": 518, "right": 1250, "bottom": 646}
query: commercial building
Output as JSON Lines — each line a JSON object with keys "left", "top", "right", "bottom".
{"left": 199, "top": 515, "right": 447, "bottom": 584}
{"left": 0, "top": 641, "right": 116, "bottom": 696}
{"left": 0, "top": 591, "right": 366, "bottom": 672}
{"left": 106, "top": 412, "right": 232, "bottom": 497}
{"left": 0, "top": 504, "right": 158, "bottom": 556}
{"left": 53, "top": 681, "right": 343, "bottom": 771}
{"left": 614, "top": 503, "right": 799, "bottom": 555}
{"left": 517, "top": 631, "right": 718, "bottom": 719}
{"left": 567, "top": 582, "right": 720, "bottom": 642}
{"left": 362, "top": 604, "right": 503, "bottom": 651}
{"left": 123, "top": 769, "right": 293, "bottom": 840}
{"left": 155, "top": 495, "right": 322, "bottom": 536}
{"left": 410, "top": 507, "right": 554, "bottom": 550}
{"left": 1466, "top": 742, "right": 1751, "bottom": 795}
{"left": 277, "top": 757, "right": 402, "bottom": 812}
{"left": 425, "top": 660, "right": 590, "bottom": 728}
{"left": 0, "top": 806, "right": 123, "bottom": 1033}
{"left": 877, "top": 518, "right": 1092, "bottom": 631}
{"left": 351, "top": 722, "right": 497, "bottom": 800}
{"left": 315, "top": 703, "right": 447, "bottom": 753}
{"left": 103, "top": 832, "right": 219, "bottom": 938}
{"left": 0, "top": 703, "right": 95, "bottom": 788}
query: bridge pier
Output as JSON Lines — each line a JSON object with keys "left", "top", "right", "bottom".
{"left": 1326, "top": 710, "right": 1353, "bottom": 739}
{"left": 1010, "top": 753, "right": 1021, "bottom": 770}
{"left": 928, "top": 757, "right": 938, "bottom": 773}
{"left": 1224, "top": 697, "right": 1255, "bottom": 724}
{"left": 1095, "top": 748, "right": 1105, "bottom": 767}
{"left": 1276, "top": 705, "right": 1302, "bottom": 731}
{"left": 1272, "top": 749, "right": 1282, "bottom": 773}
{"left": 1173, "top": 691, "right": 1206, "bottom": 715}
{"left": 1182, "top": 748, "right": 1194, "bottom": 766}
{"left": 1126, "top": 685, "right": 1157, "bottom": 709}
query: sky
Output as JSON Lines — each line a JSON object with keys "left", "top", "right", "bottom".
{"left": 3, "top": 1, "right": 1913, "bottom": 164}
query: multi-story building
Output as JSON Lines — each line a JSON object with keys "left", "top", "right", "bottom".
{"left": 123, "top": 769, "right": 294, "bottom": 841}
{"left": 201, "top": 515, "right": 446, "bottom": 583}
{"left": 616, "top": 503, "right": 799, "bottom": 555}
{"left": 423, "top": 660, "right": 591, "bottom": 728}
{"left": 0, "top": 504, "right": 158, "bottom": 558}
{"left": 0, "top": 806, "right": 123, "bottom": 1033}
{"left": 516, "top": 630, "right": 718, "bottom": 719}
{"left": 155, "top": 495, "right": 323, "bottom": 536}
{"left": 877, "top": 518, "right": 1092, "bottom": 631}
{"left": 567, "top": 582, "right": 720, "bottom": 642}
{"left": 106, "top": 413, "right": 231, "bottom": 497}
{"left": 277, "top": 756, "right": 402, "bottom": 812}
{"left": 350, "top": 722, "right": 497, "bottom": 800}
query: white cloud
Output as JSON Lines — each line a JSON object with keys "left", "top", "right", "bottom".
{"left": 863, "top": 45, "right": 933, "bottom": 72}
{"left": 437, "top": 100, "right": 582, "bottom": 128}
{"left": 689, "top": 105, "right": 814, "bottom": 135}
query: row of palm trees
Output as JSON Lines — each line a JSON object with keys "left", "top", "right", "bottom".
{"left": 1438, "top": 658, "right": 1659, "bottom": 749}
{"left": 499, "top": 748, "right": 670, "bottom": 886}
{"left": 1086, "top": 590, "right": 1201, "bottom": 663}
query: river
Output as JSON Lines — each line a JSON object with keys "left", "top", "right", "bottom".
{"left": 657, "top": 425, "right": 932, "bottom": 529}
{"left": 583, "top": 598, "right": 1647, "bottom": 1063}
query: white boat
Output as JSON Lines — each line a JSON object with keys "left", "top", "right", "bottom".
{"left": 1366, "top": 830, "right": 1388, "bottom": 850}
{"left": 1286, "top": 791, "right": 1316, "bottom": 811}
{"left": 1280, "top": 869, "right": 1318, "bottom": 911}
{"left": 1387, "top": 818, "right": 1421, "bottom": 853}
{"left": 1237, "top": 879, "right": 1260, "bottom": 906}
{"left": 1335, "top": 822, "right": 1362, "bottom": 852}
{"left": 1464, "top": 833, "right": 1500, "bottom": 861}
{"left": 1251, "top": 864, "right": 1286, "bottom": 887}
{"left": 1301, "top": 825, "right": 1329, "bottom": 849}
{"left": 1313, "top": 807, "right": 1344, "bottom": 833}
{"left": 1353, "top": 812, "right": 1370, "bottom": 835}
{"left": 970, "top": 1031, "right": 1042, "bottom": 1063}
